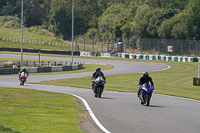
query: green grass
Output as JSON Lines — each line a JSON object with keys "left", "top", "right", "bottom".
{"left": 0, "top": 27, "right": 60, "bottom": 42}
{"left": 36, "top": 60, "right": 200, "bottom": 100}
{"left": 0, "top": 124, "right": 21, "bottom": 133}
{"left": 0, "top": 87, "right": 86, "bottom": 133}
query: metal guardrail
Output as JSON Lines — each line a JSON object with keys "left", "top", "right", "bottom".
{"left": 0, "top": 61, "right": 83, "bottom": 75}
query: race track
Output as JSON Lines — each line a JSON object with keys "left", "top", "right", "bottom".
{"left": 1, "top": 54, "right": 200, "bottom": 133}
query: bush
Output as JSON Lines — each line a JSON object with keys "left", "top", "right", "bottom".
{"left": 0, "top": 16, "right": 20, "bottom": 28}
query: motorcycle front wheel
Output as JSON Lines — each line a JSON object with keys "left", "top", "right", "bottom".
{"left": 146, "top": 93, "right": 151, "bottom": 106}
{"left": 97, "top": 87, "right": 103, "bottom": 98}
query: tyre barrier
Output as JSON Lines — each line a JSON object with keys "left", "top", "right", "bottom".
{"left": 81, "top": 51, "right": 199, "bottom": 62}
{"left": 0, "top": 64, "right": 83, "bottom": 75}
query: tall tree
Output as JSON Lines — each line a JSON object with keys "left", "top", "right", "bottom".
{"left": 183, "top": 0, "right": 200, "bottom": 40}
{"left": 24, "top": 0, "right": 51, "bottom": 27}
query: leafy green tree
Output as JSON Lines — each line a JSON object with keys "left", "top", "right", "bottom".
{"left": 158, "top": 12, "right": 185, "bottom": 39}
{"left": 50, "top": 5, "right": 70, "bottom": 39}
{"left": 23, "top": 0, "right": 51, "bottom": 27}
{"left": 129, "top": 4, "right": 152, "bottom": 38}
{"left": 98, "top": 3, "right": 129, "bottom": 38}
{"left": 146, "top": 0, "right": 188, "bottom": 9}
{"left": 0, "top": 0, "right": 7, "bottom": 14}
{"left": 183, "top": 0, "right": 200, "bottom": 40}
{"left": 147, "top": 8, "right": 178, "bottom": 38}
{"left": 0, "top": 0, "right": 21, "bottom": 16}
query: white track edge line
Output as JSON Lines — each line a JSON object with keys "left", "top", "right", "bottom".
{"left": 68, "top": 93, "right": 111, "bottom": 133}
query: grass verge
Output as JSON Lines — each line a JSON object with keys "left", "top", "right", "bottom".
{"left": 0, "top": 87, "right": 86, "bottom": 133}
{"left": 35, "top": 61, "right": 200, "bottom": 100}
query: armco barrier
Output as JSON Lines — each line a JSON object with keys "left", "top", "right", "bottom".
{"left": 78, "top": 64, "right": 83, "bottom": 69}
{"left": 0, "top": 64, "right": 83, "bottom": 75}
{"left": 26, "top": 67, "right": 37, "bottom": 73}
{"left": 0, "top": 68, "right": 20, "bottom": 75}
{"left": 72, "top": 65, "right": 78, "bottom": 70}
{"left": 51, "top": 66, "right": 63, "bottom": 72}
{"left": 0, "top": 47, "right": 80, "bottom": 55}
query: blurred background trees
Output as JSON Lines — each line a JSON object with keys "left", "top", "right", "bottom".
{"left": 1, "top": 0, "right": 200, "bottom": 41}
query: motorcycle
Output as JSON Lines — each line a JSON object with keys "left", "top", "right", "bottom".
{"left": 138, "top": 83, "right": 154, "bottom": 106}
{"left": 19, "top": 71, "right": 28, "bottom": 85}
{"left": 92, "top": 76, "right": 105, "bottom": 98}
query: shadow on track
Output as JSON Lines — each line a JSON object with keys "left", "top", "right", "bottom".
{"left": 99, "top": 97, "right": 115, "bottom": 100}
{"left": 148, "top": 105, "right": 166, "bottom": 108}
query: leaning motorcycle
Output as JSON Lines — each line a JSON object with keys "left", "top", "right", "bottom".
{"left": 92, "top": 76, "right": 105, "bottom": 98}
{"left": 138, "top": 83, "right": 154, "bottom": 106}
{"left": 19, "top": 71, "right": 28, "bottom": 85}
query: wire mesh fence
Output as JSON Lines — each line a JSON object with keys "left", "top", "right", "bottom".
{"left": 1, "top": 36, "right": 200, "bottom": 57}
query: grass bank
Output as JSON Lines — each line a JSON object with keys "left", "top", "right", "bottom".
{"left": 0, "top": 87, "right": 86, "bottom": 133}
{"left": 0, "top": 27, "right": 59, "bottom": 42}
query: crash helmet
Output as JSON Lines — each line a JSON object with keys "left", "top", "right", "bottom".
{"left": 96, "top": 67, "right": 101, "bottom": 73}
{"left": 143, "top": 72, "right": 149, "bottom": 79}
{"left": 22, "top": 68, "right": 26, "bottom": 71}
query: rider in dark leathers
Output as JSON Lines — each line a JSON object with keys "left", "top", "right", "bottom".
{"left": 19, "top": 68, "right": 29, "bottom": 79}
{"left": 137, "top": 72, "right": 154, "bottom": 96}
{"left": 91, "top": 67, "right": 106, "bottom": 95}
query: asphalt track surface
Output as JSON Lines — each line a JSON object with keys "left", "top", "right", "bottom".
{"left": 1, "top": 54, "right": 200, "bottom": 133}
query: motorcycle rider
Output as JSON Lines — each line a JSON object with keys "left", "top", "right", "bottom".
{"left": 19, "top": 68, "right": 29, "bottom": 79}
{"left": 137, "top": 72, "right": 154, "bottom": 97}
{"left": 91, "top": 67, "right": 106, "bottom": 96}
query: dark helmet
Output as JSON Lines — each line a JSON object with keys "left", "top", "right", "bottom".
{"left": 22, "top": 68, "right": 26, "bottom": 71}
{"left": 143, "top": 72, "right": 149, "bottom": 79}
{"left": 96, "top": 67, "right": 101, "bottom": 73}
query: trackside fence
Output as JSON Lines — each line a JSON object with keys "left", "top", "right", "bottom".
{"left": 1, "top": 36, "right": 200, "bottom": 57}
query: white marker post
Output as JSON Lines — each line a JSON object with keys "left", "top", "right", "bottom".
{"left": 71, "top": 0, "right": 74, "bottom": 64}
{"left": 20, "top": 0, "right": 24, "bottom": 69}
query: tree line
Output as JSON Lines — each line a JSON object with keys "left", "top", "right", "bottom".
{"left": 0, "top": 0, "right": 200, "bottom": 41}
